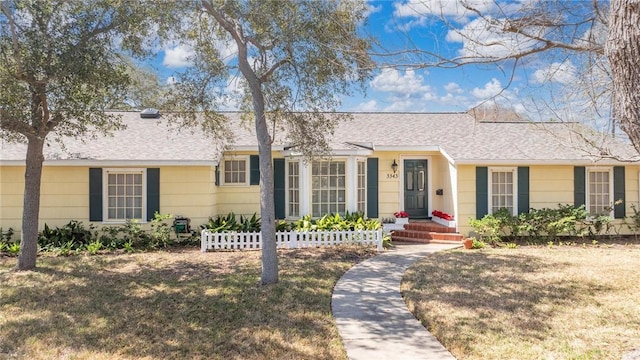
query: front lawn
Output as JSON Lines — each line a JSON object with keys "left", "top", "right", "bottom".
{"left": 402, "top": 243, "right": 640, "bottom": 360}
{"left": 0, "top": 246, "right": 376, "bottom": 360}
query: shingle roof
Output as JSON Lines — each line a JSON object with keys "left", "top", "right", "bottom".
{"left": 1, "top": 111, "right": 636, "bottom": 165}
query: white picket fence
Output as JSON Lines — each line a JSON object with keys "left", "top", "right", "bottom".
{"left": 201, "top": 229, "right": 384, "bottom": 252}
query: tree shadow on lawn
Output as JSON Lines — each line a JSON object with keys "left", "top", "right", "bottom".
{"left": 0, "top": 248, "right": 369, "bottom": 359}
{"left": 402, "top": 250, "right": 616, "bottom": 352}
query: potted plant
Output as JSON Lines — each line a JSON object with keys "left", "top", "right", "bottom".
{"left": 463, "top": 237, "right": 474, "bottom": 249}
{"left": 394, "top": 211, "right": 409, "bottom": 225}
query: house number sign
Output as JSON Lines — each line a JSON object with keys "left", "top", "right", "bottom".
{"left": 386, "top": 173, "right": 398, "bottom": 179}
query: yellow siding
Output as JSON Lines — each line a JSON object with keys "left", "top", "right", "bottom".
{"left": 160, "top": 166, "right": 216, "bottom": 228}
{"left": 0, "top": 166, "right": 89, "bottom": 231}
{"left": 0, "top": 165, "right": 217, "bottom": 235}
{"left": 529, "top": 166, "right": 574, "bottom": 208}
{"left": 377, "top": 151, "right": 453, "bottom": 220}
{"left": 456, "top": 165, "right": 477, "bottom": 235}
{"left": 378, "top": 153, "right": 400, "bottom": 219}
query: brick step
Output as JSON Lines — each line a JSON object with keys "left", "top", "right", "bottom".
{"left": 391, "top": 236, "right": 463, "bottom": 245}
{"left": 392, "top": 229, "right": 463, "bottom": 242}
{"left": 403, "top": 222, "right": 457, "bottom": 233}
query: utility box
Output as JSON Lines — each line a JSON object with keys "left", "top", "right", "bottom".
{"left": 173, "top": 216, "right": 191, "bottom": 235}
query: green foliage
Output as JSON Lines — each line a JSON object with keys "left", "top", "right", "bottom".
{"left": 294, "top": 212, "right": 380, "bottom": 232}
{"left": 86, "top": 240, "right": 103, "bottom": 255}
{"left": 38, "top": 220, "right": 95, "bottom": 251}
{"left": 98, "top": 214, "right": 177, "bottom": 250}
{"left": 382, "top": 233, "right": 393, "bottom": 249}
{"left": 471, "top": 238, "right": 486, "bottom": 249}
{"left": 0, "top": 228, "right": 15, "bottom": 254}
{"left": 470, "top": 204, "right": 593, "bottom": 244}
{"left": 149, "top": 212, "right": 173, "bottom": 248}
{"left": 623, "top": 204, "right": 640, "bottom": 240}
{"left": 276, "top": 220, "right": 292, "bottom": 232}
{"left": 0, "top": 227, "right": 14, "bottom": 243}
{"left": 6, "top": 242, "right": 21, "bottom": 256}
{"left": 200, "top": 212, "right": 261, "bottom": 233}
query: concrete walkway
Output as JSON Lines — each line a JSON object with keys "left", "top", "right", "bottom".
{"left": 332, "top": 243, "right": 461, "bottom": 360}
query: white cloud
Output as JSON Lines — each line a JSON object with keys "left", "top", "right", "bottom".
{"left": 163, "top": 45, "right": 195, "bottom": 68}
{"left": 532, "top": 60, "right": 577, "bottom": 84}
{"left": 393, "top": 0, "right": 497, "bottom": 24}
{"left": 471, "top": 78, "right": 504, "bottom": 99}
{"left": 364, "top": 1, "right": 383, "bottom": 18}
{"left": 354, "top": 100, "right": 378, "bottom": 112}
{"left": 446, "top": 17, "right": 542, "bottom": 60}
{"left": 383, "top": 99, "right": 422, "bottom": 112}
{"left": 444, "top": 82, "right": 464, "bottom": 94}
{"left": 370, "top": 68, "right": 434, "bottom": 97}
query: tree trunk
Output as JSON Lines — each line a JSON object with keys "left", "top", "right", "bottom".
{"left": 238, "top": 50, "right": 278, "bottom": 285}
{"left": 16, "top": 135, "right": 45, "bottom": 270}
{"left": 606, "top": 0, "right": 640, "bottom": 154}
{"left": 253, "top": 103, "right": 278, "bottom": 285}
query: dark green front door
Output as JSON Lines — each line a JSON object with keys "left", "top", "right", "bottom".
{"left": 404, "top": 160, "right": 428, "bottom": 218}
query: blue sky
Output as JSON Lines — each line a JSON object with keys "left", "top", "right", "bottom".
{"left": 149, "top": 1, "right": 589, "bottom": 118}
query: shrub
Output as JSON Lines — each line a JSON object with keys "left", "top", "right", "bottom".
{"left": 470, "top": 204, "right": 590, "bottom": 244}
{"left": 471, "top": 238, "right": 486, "bottom": 249}
{"left": 149, "top": 212, "right": 173, "bottom": 248}
{"left": 39, "top": 220, "right": 95, "bottom": 251}
{"left": 624, "top": 204, "right": 640, "bottom": 240}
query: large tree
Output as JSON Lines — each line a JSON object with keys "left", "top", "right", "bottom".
{"left": 389, "top": 0, "right": 639, "bottom": 154}
{"left": 166, "top": 0, "right": 373, "bottom": 284}
{"left": 0, "top": 0, "right": 169, "bottom": 270}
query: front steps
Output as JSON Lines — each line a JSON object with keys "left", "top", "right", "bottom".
{"left": 390, "top": 220, "right": 463, "bottom": 244}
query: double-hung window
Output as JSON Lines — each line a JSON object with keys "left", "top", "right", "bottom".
{"left": 311, "top": 160, "right": 346, "bottom": 217}
{"left": 223, "top": 157, "right": 248, "bottom": 185}
{"left": 287, "top": 161, "right": 300, "bottom": 217}
{"left": 489, "top": 167, "right": 517, "bottom": 215}
{"left": 357, "top": 160, "right": 366, "bottom": 213}
{"left": 105, "top": 169, "right": 145, "bottom": 221}
{"left": 587, "top": 168, "right": 612, "bottom": 215}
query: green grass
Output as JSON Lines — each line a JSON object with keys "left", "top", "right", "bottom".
{"left": 402, "top": 243, "right": 640, "bottom": 360}
{"left": 0, "top": 246, "right": 377, "bottom": 360}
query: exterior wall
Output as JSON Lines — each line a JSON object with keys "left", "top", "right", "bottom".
{"left": 0, "top": 166, "right": 89, "bottom": 232}
{"left": 214, "top": 151, "right": 261, "bottom": 217}
{"left": 0, "top": 165, "right": 216, "bottom": 235}
{"left": 456, "top": 164, "right": 640, "bottom": 236}
{"left": 160, "top": 166, "right": 216, "bottom": 228}
{"left": 456, "top": 164, "right": 476, "bottom": 235}
{"left": 377, "top": 151, "right": 454, "bottom": 220}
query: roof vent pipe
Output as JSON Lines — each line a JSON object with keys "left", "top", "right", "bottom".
{"left": 140, "top": 108, "right": 160, "bottom": 119}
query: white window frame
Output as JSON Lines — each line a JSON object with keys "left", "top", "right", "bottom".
{"left": 103, "top": 168, "right": 147, "bottom": 223}
{"left": 286, "top": 159, "right": 300, "bottom": 218}
{"left": 221, "top": 155, "right": 250, "bottom": 186}
{"left": 310, "top": 159, "right": 347, "bottom": 217}
{"left": 586, "top": 167, "right": 613, "bottom": 216}
{"left": 283, "top": 156, "right": 367, "bottom": 219}
{"left": 488, "top": 167, "right": 518, "bottom": 216}
{"left": 356, "top": 159, "right": 367, "bottom": 214}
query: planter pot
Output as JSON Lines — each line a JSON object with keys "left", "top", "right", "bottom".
{"left": 395, "top": 217, "right": 409, "bottom": 225}
{"left": 463, "top": 238, "right": 473, "bottom": 249}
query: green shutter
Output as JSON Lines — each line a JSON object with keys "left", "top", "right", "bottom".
{"left": 366, "top": 158, "right": 379, "bottom": 218}
{"left": 214, "top": 165, "right": 220, "bottom": 186}
{"left": 89, "top": 168, "right": 102, "bottom": 221}
{"left": 273, "top": 159, "right": 285, "bottom": 219}
{"left": 517, "top": 167, "right": 530, "bottom": 214}
{"left": 574, "top": 166, "right": 586, "bottom": 208}
{"left": 250, "top": 155, "right": 260, "bottom": 185}
{"left": 147, "top": 168, "right": 160, "bottom": 221}
{"left": 476, "top": 167, "right": 488, "bottom": 218}
{"left": 613, "top": 166, "right": 626, "bottom": 219}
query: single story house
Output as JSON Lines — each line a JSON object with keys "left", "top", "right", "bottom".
{"left": 1, "top": 111, "right": 639, "bottom": 238}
